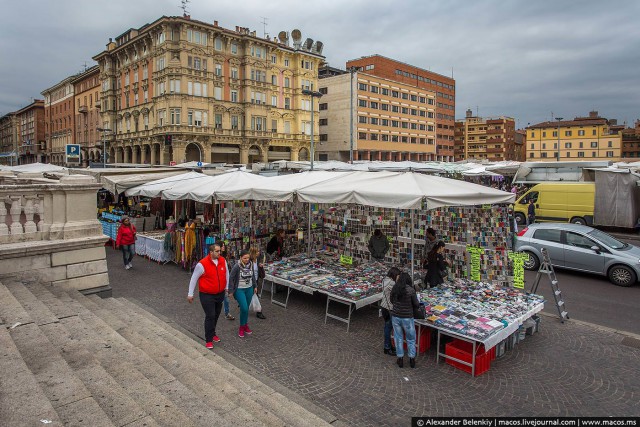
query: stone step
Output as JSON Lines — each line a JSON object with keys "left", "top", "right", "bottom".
{"left": 0, "top": 325, "right": 62, "bottom": 426}
{"left": 0, "top": 280, "right": 33, "bottom": 327}
{"left": 8, "top": 322, "right": 115, "bottom": 426}
{"left": 119, "top": 297, "right": 335, "bottom": 427}
{"left": 96, "top": 296, "right": 266, "bottom": 427}
{"left": 4, "top": 280, "right": 59, "bottom": 326}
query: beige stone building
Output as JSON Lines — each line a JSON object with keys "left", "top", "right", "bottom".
{"left": 92, "top": 16, "right": 324, "bottom": 166}
{"left": 71, "top": 66, "right": 102, "bottom": 166}
{"left": 454, "top": 110, "right": 517, "bottom": 161}
{"left": 526, "top": 111, "right": 622, "bottom": 161}
{"left": 317, "top": 69, "right": 437, "bottom": 161}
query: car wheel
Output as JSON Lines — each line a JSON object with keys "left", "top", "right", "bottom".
{"left": 523, "top": 251, "right": 540, "bottom": 271}
{"left": 608, "top": 265, "right": 637, "bottom": 287}
{"left": 515, "top": 213, "right": 526, "bottom": 225}
{"left": 570, "top": 217, "right": 586, "bottom": 225}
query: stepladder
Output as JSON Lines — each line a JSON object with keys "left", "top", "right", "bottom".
{"left": 530, "top": 247, "right": 569, "bottom": 323}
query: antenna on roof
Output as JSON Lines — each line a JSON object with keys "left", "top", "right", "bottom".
{"left": 260, "top": 17, "right": 268, "bottom": 38}
{"left": 180, "top": 0, "right": 190, "bottom": 16}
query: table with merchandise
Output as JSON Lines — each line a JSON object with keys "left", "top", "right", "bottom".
{"left": 414, "top": 278, "right": 545, "bottom": 376}
{"left": 135, "top": 231, "right": 174, "bottom": 263}
{"left": 264, "top": 251, "right": 390, "bottom": 331}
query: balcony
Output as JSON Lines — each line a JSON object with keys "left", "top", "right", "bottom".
{"left": 486, "top": 147, "right": 504, "bottom": 154}
{"left": 486, "top": 128, "right": 504, "bottom": 135}
{"left": 78, "top": 105, "right": 88, "bottom": 114}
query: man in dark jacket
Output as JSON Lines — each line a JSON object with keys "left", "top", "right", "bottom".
{"left": 527, "top": 199, "right": 536, "bottom": 225}
{"left": 368, "top": 229, "right": 390, "bottom": 260}
{"left": 266, "top": 229, "right": 285, "bottom": 259}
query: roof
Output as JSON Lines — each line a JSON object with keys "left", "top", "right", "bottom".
{"left": 527, "top": 118, "right": 608, "bottom": 129}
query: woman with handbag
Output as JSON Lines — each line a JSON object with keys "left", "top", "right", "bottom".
{"left": 227, "top": 249, "right": 257, "bottom": 338}
{"left": 381, "top": 267, "right": 401, "bottom": 356}
{"left": 424, "top": 241, "right": 450, "bottom": 288}
{"left": 390, "top": 272, "right": 421, "bottom": 368}
{"left": 249, "top": 246, "right": 266, "bottom": 320}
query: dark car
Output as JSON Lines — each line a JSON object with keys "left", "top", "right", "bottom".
{"left": 514, "top": 223, "right": 640, "bottom": 287}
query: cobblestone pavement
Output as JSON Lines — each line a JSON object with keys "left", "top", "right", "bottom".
{"left": 106, "top": 248, "right": 640, "bottom": 425}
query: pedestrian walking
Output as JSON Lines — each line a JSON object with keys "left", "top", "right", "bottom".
{"left": 228, "top": 249, "right": 257, "bottom": 338}
{"left": 528, "top": 199, "right": 536, "bottom": 225}
{"left": 115, "top": 216, "right": 136, "bottom": 270}
{"left": 220, "top": 242, "right": 235, "bottom": 320}
{"left": 249, "top": 246, "right": 267, "bottom": 320}
{"left": 187, "top": 244, "right": 229, "bottom": 349}
{"left": 381, "top": 266, "right": 401, "bottom": 356}
{"left": 390, "top": 272, "right": 420, "bottom": 369}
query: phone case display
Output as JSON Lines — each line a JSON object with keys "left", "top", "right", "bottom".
{"left": 417, "top": 279, "right": 544, "bottom": 342}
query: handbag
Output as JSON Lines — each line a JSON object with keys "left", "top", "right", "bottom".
{"left": 258, "top": 265, "right": 266, "bottom": 279}
{"left": 413, "top": 303, "right": 426, "bottom": 320}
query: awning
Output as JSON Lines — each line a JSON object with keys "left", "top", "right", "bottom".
{"left": 124, "top": 171, "right": 208, "bottom": 198}
{"left": 102, "top": 170, "right": 189, "bottom": 195}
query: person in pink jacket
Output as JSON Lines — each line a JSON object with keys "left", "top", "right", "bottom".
{"left": 115, "top": 216, "right": 137, "bottom": 270}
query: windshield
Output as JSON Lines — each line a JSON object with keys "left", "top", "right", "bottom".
{"left": 587, "top": 229, "right": 626, "bottom": 250}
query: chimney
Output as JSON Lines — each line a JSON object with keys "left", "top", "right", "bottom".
{"left": 466, "top": 109, "right": 473, "bottom": 118}
{"left": 589, "top": 111, "right": 599, "bottom": 118}
{"left": 235, "top": 26, "right": 239, "bottom": 32}
{"left": 609, "top": 119, "right": 617, "bottom": 126}
{"left": 214, "top": 20, "right": 218, "bottom": 27}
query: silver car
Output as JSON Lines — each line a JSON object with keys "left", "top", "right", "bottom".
{"left": 514, "top": 223, "right": 640, "bottom": 287}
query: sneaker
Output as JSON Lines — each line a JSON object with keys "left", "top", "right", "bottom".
{"left": 212, "top": 335, "right": 221, "bottom": 343}
{"left": 127, "top": 262, "right": 132, "bottom": 268}
{"left": 238, "top": 326, "right": 245, "bottom": 338}
{"left": 205, "top": 342, "right": 213, "bottom": 349}
{"left": 125, "top": 265, "right": 131, "bottom": 270}
{"left": 225, "top": 313, "right": 235, "bottom": 320}
{"left": 256, "top": 312, "right": 266, "bottom": 320}
{"left": 244, "top": 324, "right": 253, "bottom": 335}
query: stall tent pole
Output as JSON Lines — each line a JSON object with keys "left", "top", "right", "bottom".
{"left": 307, "top": 202, "right": 312, "bottom": 255}
{"left": 411, "top": 208, "right": 415, "bottom": 280}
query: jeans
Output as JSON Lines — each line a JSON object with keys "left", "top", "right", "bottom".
{"left": 223, "top": 294, "right": 230, "bottom": 315}
{"left": 392, "top": 316, "right": 416, "bottom": 358}
{"left": 199, "top": 291, "right": 224, "bottom": 342}
{"left": 234, "top": 286, "right": 254, "bottom": 326}
{"left": 121, "top": 244, "right": 135, "bottom": 266}
{"left": 381, "top": 308, "right": 393, "bottom": 350}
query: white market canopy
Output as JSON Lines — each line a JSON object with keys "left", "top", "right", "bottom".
{"left": 461, "top": 166, "right": 503, "bottom": 177}
{"left": 6, "top": 162, "right": 68, "bottom": 174}
{"left": 103, "top": 170, "right": 189, "bottom": 195}
{"left": 169, "top": 170, "right": 268, "bottom": 202}
{"left": 124, "top": 171, "right": 209, "bottom": 198}
{"left": 296, "top": 171, "right": 516, "bottom": 209}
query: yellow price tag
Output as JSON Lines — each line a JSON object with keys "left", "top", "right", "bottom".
{"left": 340, "top": 255, "right": 353, "bottom": 265}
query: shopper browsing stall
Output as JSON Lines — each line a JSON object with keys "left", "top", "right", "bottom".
{"left": 228, "top": 249, "right": 258, "bottom": 338}
{"left": 187, "top": 244, "right": 229, "bottom": 349}
{"left": 390, "top": 272, "right": 420, "bottom": 369}
{"left": 424, "top": 241, "right": 450, "bottom": 288}
{"left": 422, "top": 227, "right": 439, "bottom": 266}
{"left": 266, "top": 229, "right": 286, "bottom": 259}
{"left": 381, "top": 266, "right": 401, "bottom": 356}
{"left": 368, "top": 229, "right": 390, "bottom": 261}
{"left": 115, "top": 216, "right": 136, "bottom": 270}
{"left": 249, "top": 246, "right": 267, "bottom": 320}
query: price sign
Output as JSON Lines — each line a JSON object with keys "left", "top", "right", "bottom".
{"left": 466, "top": 245, "right": 485, "bottom": 282}
{"left": 508, "top": 251, "right": 529, "bottom": 289}
{"left": 338, "top": 232, "right": 351, "bottom": 238}
{"left": 311, "top": 223, "right": 317, "bottom": 229}
{"left": 340, "top": 255, "right": 353, "bottom": 265}
{"left": 387, "top": 236, "right": 393, "bottom": 243}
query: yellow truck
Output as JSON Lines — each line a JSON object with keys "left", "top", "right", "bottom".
{"left": 514, "top": 183, "right": 595, "bottom": 226}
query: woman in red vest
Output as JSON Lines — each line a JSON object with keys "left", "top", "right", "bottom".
{"left": 187, "top": 243, "right": 229, "bottom": 349}
{"left": 115, "top": 216, "right": 136, "bottom": 270}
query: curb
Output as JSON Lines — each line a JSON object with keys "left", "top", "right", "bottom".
{"left": 538, "top": 311, "right": 640, "bottom": 341}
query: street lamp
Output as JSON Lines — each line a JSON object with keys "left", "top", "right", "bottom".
{"left": 301, "top": 89, "right": 323, "bottom": 171}
{"left": 96, "top": 127, "right": 113, "bottom": 168}
{"left": 555, "top": 117, "right": 563, "bottom": 161}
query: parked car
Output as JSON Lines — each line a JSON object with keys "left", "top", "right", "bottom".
{"left": 514, "top": 223, "right": 640, "bottom": 287}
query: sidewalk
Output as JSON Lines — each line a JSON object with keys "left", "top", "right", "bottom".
{"left": 106, "top": 248, "right": 640, "bottom": 425}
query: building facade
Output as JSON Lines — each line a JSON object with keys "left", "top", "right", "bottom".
{"left": 317, "top": 70, "right": 437, "bottom": 161}
{"left": 42, "top": 77, "right": 76, "bottom": 165}
{"left": 0, "top": 113, "right": 19, "bottom": 165}
{"left": 14, "top": 100, "right": 46, "bottom": 165}
{"left": 345, "top": 55, "right": 455, "bottom": 161}
{"left": 514, "top": 129, "right": 526, "bottom": 162}
{"left": 454, "top": 110, "right": 517, "bottom": 161}
{"left": 92, "top": 16, "right": 324, "bottom": 166}
{"left": 621, "top": 120, "right": 640, "bottom": 160}
{"left": 71, "top": 66, "right": 102, "bottom": 166}
{"left": 526, "top": 111, "right": 622, "bottom": 162}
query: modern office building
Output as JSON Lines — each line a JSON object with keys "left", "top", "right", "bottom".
{"left": 454, "top": 110, "right": 517, "bottom": 161}
{"left": 317, "top": 69, "right": 437, "bottom": 161}
{"left": 345, "top": 55, "right": 455, "bottom": 160}
{"left": 92, "top": 15, "right": 324, "bottom": 166}
{"left": 526, "top": 111, "right": 622, "bottom": 161}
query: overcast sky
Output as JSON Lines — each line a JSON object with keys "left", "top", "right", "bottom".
{"left": 1, "top": 0, "right": 638, "bottom": 127}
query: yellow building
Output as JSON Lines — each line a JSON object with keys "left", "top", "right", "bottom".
{"left": 92, "top": 16, "right": 324, "bottom": 165}
{"left": 526, "top": 111, "right": 621, "bottom": 161}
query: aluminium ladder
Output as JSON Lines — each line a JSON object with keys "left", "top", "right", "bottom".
{"left": 530, "top": 247, "right": 569, "bottom": 323}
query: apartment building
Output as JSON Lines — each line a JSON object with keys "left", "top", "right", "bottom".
{"left": 454, "top": 110, "right": 517, "bottom": 161}
{"left": 0, "top": 113, "right": 18, "bottom": 165}
{"left": 71, "top": 66, "right": 101, "bottom": 166}
{"left": 14, "top": 100, "right": 45, "bottom": 165}
{"left": 526, "top": 111, "right": 622, "bottom": 162}
{"left": 346, "top": 55, "right": 455, "bottom": 161}
{"left": 317, "top": 69, "right": 437, "bottom": 161}
{"left": 41, "top": 77, "right": 76, "bottom": 165}
{"left": 514, "top": 129, "right": 526, "bottom": 162}
{"left": 92, "top": 15, "right": 324, "bottom": 166}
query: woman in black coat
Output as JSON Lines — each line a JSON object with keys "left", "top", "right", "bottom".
{"left": 424, "top": 241, "right": 449, "bottom": 288}
{"left": 390, "top": 272, "right": 420, "bottom": 368}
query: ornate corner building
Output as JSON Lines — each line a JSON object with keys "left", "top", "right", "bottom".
{"left": 92, "top": 15, "right": 325, "bottom": 166}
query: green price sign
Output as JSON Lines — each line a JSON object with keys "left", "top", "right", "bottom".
{"left": 466, "top": 245, "right": 485, "bottom": 282}
{"left": 311, "top": 223, "right": 317, "bottom": 229}
{"left": 387, "top": 236, "right": 393, "bottom": 243}
{"left": 508, "top": 251, "right": 529, "bottom": 289}
{"left": 338, "top": 232, "right": 352, "bottom": 238}
{"left": 340, "top": 255, "right": 353, "bottom": 265}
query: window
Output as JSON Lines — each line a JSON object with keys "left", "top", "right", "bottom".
{"left": 370, "top": 133, "right": 378, "bottom": 140}
{"left": 215, "top": 64, "right": 222, "bottom": 76}
{"left": 578, "top": 130, "right": 585, "bottom": 136}
{"left": 381, "top": 88, "right": 389, "bottom": 96}
{"left": 271, "top": 95, "right": 277, "bottom": 107}
{"left": 358, "top": 83, "right": 368, "bottom": 91}
{"left": 381, "top": 103, "right": 389, "bottom": 111}
{"left": 370, "top": 86, "right": 379, "bottom": 94}
{"left": 578, "top": 151, "right": 585, "bottom": 157}
{"left": 391, "top": 90, "right": 399, "bottom": 98}
{"left": 542, "top": 131, "right": 546, "bottom": 137}
{"left": 271, "top": 75, "right": 277, "bottom": 85}
{"left": 319, "top": 87, "right": 327, "bottom": 94}
{"left": 532, "top": 227, "right": 562, "bottom": 244}
{"left": 370, "top": 101, "right": 378, "bottom": 109}
{"left": 284, "top": 121, "right": 291, "bottom": 134}
{"left": 187, "top": 110, "right": 207, "bottom": 127}
{"left": 157, "top": 32, "right": 165, "bottom": 44}
{"left": 157, "top": 81, "right": 166, "bottom": 95}
{"left": 157, "top": 109, "right": 165, "bottom": 126}
{"left": 231, "top": 90, "right": 238, "bottom": 102}
{"left": 213, "top": 87, "right": 222, "bottom": 100}
{"left": 187, "top": 29, "right": 207, "bottom": 46}
{"left": 284, "top": 98, "right": 290, "bottom": 109}
{"left": 392, "top": 106, "right": 399, "bottom": 113}
{"left": 169, "top": 108, "right": 180, "bottom": 125}
{"left": 402, "top": 107, "right": 409, "bottom": 114}
{"left": 251, "top": 91, "right": 266, "bottom": 104}
{"left": 370, "top": 117, "right": 378, "bottom": 125}
{"left": 606, "top": 151, "right": 614, "bottom": 157}
{"left": 566, "top": 232, "right": 596, "bottom": 249}
{"left": 251, "top": 46, "right": 265, "bottom": 58}
{"left": 592, "top": 129, "right": 597, "bottom": 136}
{"left": 530, "top": 153, "right": 535, "bottom": 158}
{"left": 319, "top": 134, "right": 328, "bottom": 141}
{"left": 565, "top": 142, "right": 572, "bottom": 148}
{"left": 391, "top": 120, "right": 399, "bottom": 127}
{"left": 531, "top": 132, "right": 535, "bottom": 138}
{"left": 319, "top": 118, "right": 328, "bottom": 125}
{"left": 542, "top": 143, "right": 546, "bottom": 149}
{"left": 541, "top": 153, "right": 548, "bottom": 158}
{"left": 381, "top": 119, "right": 389, "bottom": 126}
{"left": 251, "top": 116, "right": 266, "bottom": 131}
{"left": 358, "top": 116, "right": 367, "bottom": 124}
{"left": 319, "top": 103, "right": 328, "bottom": 110}
{"left": 231, "top": 43, "right": 238, "bottom": 54}
{"left": 608, "top": 141, "right": 613, "bottom": 148}
{"left": 157, "top": 57, "right": 165, "bottom": 71}
{"left": 231, "top": 116, "right": 240, "bottom": 130}
{"left": 284, "top": 77, "right": 290, "bottom": 88}
{"left": 170, "top": 79, "right": 180, "bottom": 93}
{"left": 579, "top": 142, "right": 584, "bottom": 148}
{"left": 284, "top": 58, "right": 290, "bottom": 67}
{"left": 358, "top": 99, "right": 367, "bottom": 107}
{"left": 358, "top": 132, "right": 367, "bottom": 140}
{"left": 401, "top": 93, "right": 408, "bottom": 100}
{"left": 565, "top": 130, "right": 572, "bottom": 136}
{"left": 552, "top": 131, "right": 557, "bottom": 137}
{"left": 215, "top": 114, "right": 223, "bottom": 128}
{"left": 592, "top": 152, "right": 597, "bottom": 157}
{"left": 301, "top": 99, "right": 311, "bottom": 111}
{"left": 214, "top": 38, "right": 223, "bottom": 50}
{"left": 271, "top": 55, "right": 277, "bottom": 64}
{"left": 231, "top": 68, "right": 239, "bottom": 79}
{"left": 591, "top": 142, "right": 598, "bottom": 148}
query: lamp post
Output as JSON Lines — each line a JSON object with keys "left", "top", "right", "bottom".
{"left": 301, "top": 89, "right": 323, "bottom": 171}
{"left": 555, "top": 117, "right": 563, "bottom": 162}
{"left": 96, "top": 127, "right": 113, "bottom": 168}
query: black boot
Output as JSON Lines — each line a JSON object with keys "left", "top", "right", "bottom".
{"left": 383, "top": 347, "right": 396, "bottom": 356}
{"left": 396, "top": 357, "right": 404, "bottom": 368}
{"left": 409, "top": 358, "right": 416, "bottom": 368}
{"left": 256, "top": 312, "right": 266, "bottom": 319}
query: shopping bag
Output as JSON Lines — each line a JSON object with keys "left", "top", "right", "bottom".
{"left": 249, "top": 294, "right": 262, "bottom": 313}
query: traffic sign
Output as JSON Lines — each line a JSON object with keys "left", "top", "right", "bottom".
{"left": 197, "top": 161, "right": 203, "bottom": 167}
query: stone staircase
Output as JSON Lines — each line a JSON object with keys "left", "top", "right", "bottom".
{"left": 0, "top": 279, "right": 336, "bottom": 427}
